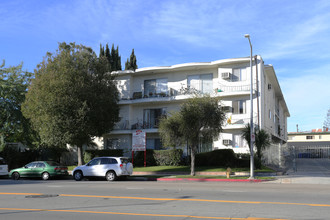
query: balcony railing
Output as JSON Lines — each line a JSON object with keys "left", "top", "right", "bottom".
{"left": 121, "top": 87, "right": 202, "bottom": 101}
{"left": 113, "top": 119, "right": 163, "bottom": 131}
{"left": 217, "top": 83, "right": 257, "bottom": 93}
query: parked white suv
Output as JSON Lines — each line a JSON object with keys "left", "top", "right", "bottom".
{"left": 73, "top": 157, "right": 133, "bottom": 181}
{"left": 0, "top": 157, "right": 9, "bottom": 177}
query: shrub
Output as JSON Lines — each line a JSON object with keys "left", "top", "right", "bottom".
{"left": 153, "top": 149, "right": 183, "bottom": 166}
{"left": 0, "top": 146, "right": 39, "bottom": 170}
{"left": 133, "top": 150, "right": 156, "bottom": 167}
{"left": 195, "top": 149, "right": 237, "bottom": 167}
{"left": 39, "top": 147, "right": 68, "bottom": 163}
{"left": 133, "top": 149, "right": 183, "bottom": 167}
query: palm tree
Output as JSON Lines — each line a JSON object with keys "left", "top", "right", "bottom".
{"left": 242, "top": 123, "right": 252, "bottom": 153}
{"left": 242, "top": 123, "right": 270, "bottom": 160}
{"left": 255, "top": 129, "right": 270, "bottom": 160}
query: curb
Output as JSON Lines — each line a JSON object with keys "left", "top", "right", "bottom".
{"left": 69, "top": 171, "right": 271, "bottom": 182}
{"left": 156, "top": 178, "right": 264, "bottom": 182}
{"left": 129, "top": 176, "right": 265, "bottom": 182}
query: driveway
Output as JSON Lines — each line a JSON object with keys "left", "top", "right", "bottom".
{"left": 276, "top": 158, "right": 330, "bottom": 184}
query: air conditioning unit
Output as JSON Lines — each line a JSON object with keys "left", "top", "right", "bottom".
{"left": 221, "top": 72, "right": 231, "bottom": 79}
{"left": 221, "top": 106, "right": 232, "bottom": 112}
{"left": 223, "top": 139, "right": 232, "bottom": 145}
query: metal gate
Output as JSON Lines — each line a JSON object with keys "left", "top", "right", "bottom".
{"left": 292, "top": 145, "right": 330, "bottom": 159}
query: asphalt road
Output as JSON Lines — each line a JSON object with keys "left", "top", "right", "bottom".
{"left": 1, "top": 177, "right": 330, "bottom": 220}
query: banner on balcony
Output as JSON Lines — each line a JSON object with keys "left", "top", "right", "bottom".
{"left": 132, "top": 130, "right": 146, "bottom": 151}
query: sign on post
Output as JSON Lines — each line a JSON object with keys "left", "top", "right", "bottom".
{"left": 132, "top": 130, "right": 147, "bottom": 167}
{"left": 132, "top": 130, "right": 146, "bottom": 151}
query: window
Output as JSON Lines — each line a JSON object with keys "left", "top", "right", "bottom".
{"left": 187, "top": 74, "right": 213, "bottom": 94}
{"left": 232, "top": 100, "right": 246, "bottom": 114}
{"left": 232, "top": 68, "right": 246, "bottom": 82}
{"left": 144, "top": 78, "right": 168, "bottom": 97}
{"left": 198, "top": 137, "right": 212, "bottom": 153}
{"left": 146, "top": 138, "right": 162, "bottom": 150}
{"left": 306, "top": 136, "right": 315, "bottom": 140}
{"left": 26, "top": 162, "right": 37, "bottom": 168}
{"left": 106, "top": 138, "right": 119, "bottom": 149}
{"left": 233, "top": 134, "right": 244, "bottom": 148}
{"left": 36, "top": 163, "right": 46, "bottom": 168}
{"left": 143, "top": 108, "right": 166, "bottom": 128}
{"left": 100, "top": 158, "right": 117, "bottom": 164}
{"left": 88, "top": 159, "right": 101, "bottom": 166}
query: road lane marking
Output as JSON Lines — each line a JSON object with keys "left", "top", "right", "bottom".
{"left": 1, "top": 192, "right": 330, "bottom": 208}
{"left": 0, "top": 192, "right": 42, "bottom": 195}
{"left": 0, "top": 207, "right": 288, "bottom": 220}
{"left": 58, "top": 194, "right": 330, "bottom": 207}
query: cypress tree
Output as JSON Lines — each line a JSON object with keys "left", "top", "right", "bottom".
{"left": 99, "top": 44, "right": 105, "bottom": 57}
{"left": 115, "top": 46, "right": 122, "bottom": 71}
{"left": 125, "top": 49, "right": 137, "bottom": 71}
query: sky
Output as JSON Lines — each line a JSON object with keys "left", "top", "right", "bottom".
{"left": 1, "top": 0, "right": 330, "bottom": 132}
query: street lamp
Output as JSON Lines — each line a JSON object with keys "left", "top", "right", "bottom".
{"left": 245, "top": 34, "right": 254, "bottom": 179}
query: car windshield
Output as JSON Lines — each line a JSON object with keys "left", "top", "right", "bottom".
{"left": 46, "top": 161, "right": 60, "bottom": 166}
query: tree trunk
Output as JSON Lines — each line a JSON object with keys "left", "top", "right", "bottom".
{"left": 190, "top": 146, "right": 196, "bottom": 176}
{"left": 77, "top": 145, "right": 84, "bottom": 166}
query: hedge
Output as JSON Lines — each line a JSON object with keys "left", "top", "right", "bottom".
{"left": 84, "top": 149, "right": 124, "bottom": 163}
{"left": 133, "top": 149, "right": 183, "bottom": 167}
{"left": 0, "top": 146, "right": 39, "bottom": 170}
{"left": 195, "top": 149, "right": 261, "bottom": 168}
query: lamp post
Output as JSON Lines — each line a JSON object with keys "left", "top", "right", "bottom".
{"left": 244, "top": 34, "right": 254, "bottom": 179}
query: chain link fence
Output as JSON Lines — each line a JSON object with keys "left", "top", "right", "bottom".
{"left": 262, "top": 143, "right": 292, "bottom": 172}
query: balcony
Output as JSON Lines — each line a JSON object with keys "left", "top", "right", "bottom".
{"left": 216, "top": 83, "right": 257, "bottom": 97}
{"left": 119, "top": 87, "right": 204, "bottom": 104}
{"left": 223, "top": 114, "right": 258, "bottom": 130}
{"left": 112, "top": 119, "right": 162, "bottom": 134}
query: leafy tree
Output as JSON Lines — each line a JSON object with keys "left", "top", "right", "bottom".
{"left": 125, "top": 49, "right": 138, "bottom": 71}
{"left": 159, "top": 95, "right": 226, "bottom": 176}
{"left": 158, "top": 112, "right": 185, "bottom": 149}
{"left": 22, "top": 42, "right": 120, "bottom": 165}
{"left": 0, "top": 61, "right": 36, "bottom": 151}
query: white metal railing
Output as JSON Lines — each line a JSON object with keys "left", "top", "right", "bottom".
{"left": 217, "top": 83, "right": 257, "bottom": 93}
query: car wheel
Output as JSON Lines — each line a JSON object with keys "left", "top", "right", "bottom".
{"left": 12, "top": 172, "right": 20, "bottom": 180}
{"left": 74, "top": 171, "right": 83, "bottom": 181}
{"left": 41, "top": 172, "right": 50, "bottom": 180}
{"left": 106, "top": 171, "right": 117, "bottom": 181}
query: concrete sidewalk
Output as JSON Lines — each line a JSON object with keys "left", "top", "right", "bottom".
{"left": 130, "top": 171, "right": 273, "bottom": 183}
{"left": 273, "top": 158, "right": 330, "bottom": 184}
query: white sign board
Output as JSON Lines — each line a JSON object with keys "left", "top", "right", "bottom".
{"left": 251, "top": 134, "right": 255, "bottom": 142}
{"left": 132, "top": 130, "right": 146, "bottom": 151}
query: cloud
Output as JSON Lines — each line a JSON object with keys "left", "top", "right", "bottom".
{"left": 143, "top": 1, "right": 256, "bottom": 48}
{"left": 262, "top": 8, "right": 330, "bottom": 60}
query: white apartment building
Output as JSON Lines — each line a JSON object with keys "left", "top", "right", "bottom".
{"left": 104, "top": 56, "right": 290, "bottom": 155}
